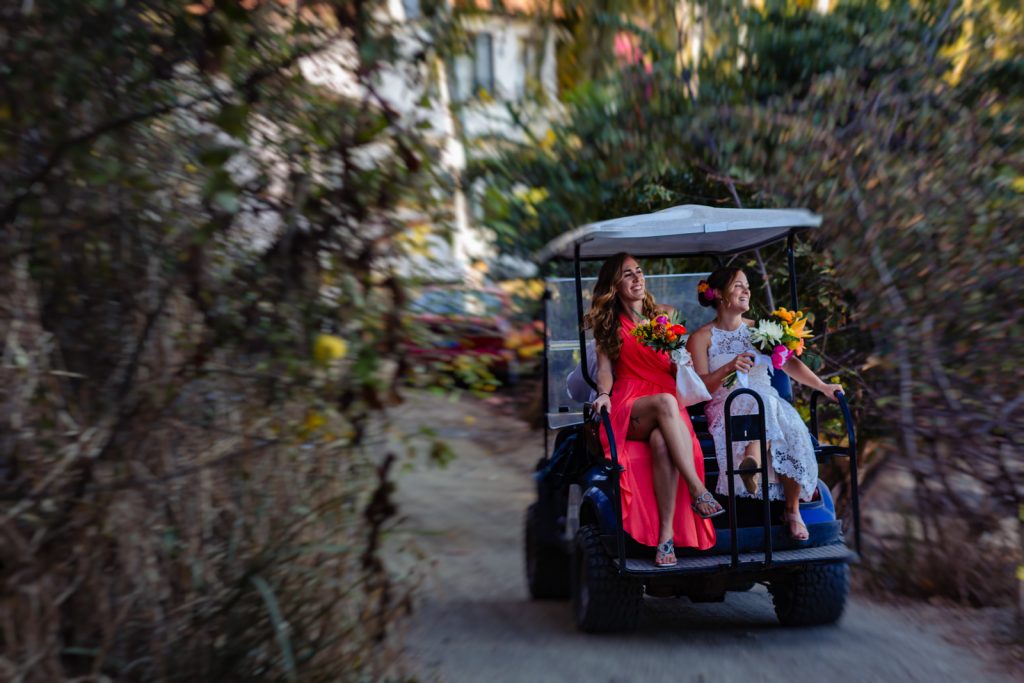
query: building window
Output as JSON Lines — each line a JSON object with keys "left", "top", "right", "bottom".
{"left": 472, "top": 33, "right": 494, "bottom": 96}
{"left": 450, "top": 32, "right": 495, "bottom": 103}
{"left": 516, "top": 37, "right": 539, "bottom": 100}
{"left": 451, "top": 54, "right": 473, "bottom": 103}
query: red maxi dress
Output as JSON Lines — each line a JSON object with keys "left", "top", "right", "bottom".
{"left": 598, "top": 314, "right": 717, "bottom": 550}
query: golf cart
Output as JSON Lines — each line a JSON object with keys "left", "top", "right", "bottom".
{"left": 524, "top": 204, "right": 861, "bottom": 632}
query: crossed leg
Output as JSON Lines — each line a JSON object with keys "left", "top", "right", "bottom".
{"left": 627, "top": 393, "right": 720, "bottom": 517}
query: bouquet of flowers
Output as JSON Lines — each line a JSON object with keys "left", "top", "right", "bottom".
{"left": 632, "top": 313, "right": 711, "bottom": 406}
{"left": 631, "top": 313, "right": 688, "bottom": 354}
{"left": 723, "top": 307, "right": 814, "bottom": 388}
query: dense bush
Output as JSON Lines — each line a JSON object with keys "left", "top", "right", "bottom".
{"left": 1, "top": 1, "right": 453, "bottom": 679}
{"left": 476, "top": 0, "right": 1023, "bottom": 605}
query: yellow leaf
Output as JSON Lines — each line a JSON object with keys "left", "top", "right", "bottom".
{"left": 303, "top": 410, "right": 325, "bottom": 432}
{"left": 541, "top": 128, "right": 557, "bottom": 151}
{"left": 313, "top": 334, "right": 347, "bottom": 363}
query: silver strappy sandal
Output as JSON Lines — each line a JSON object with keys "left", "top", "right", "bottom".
{"left": 655, "top": 539, "right": 677, "bottom": 567}
{"left": 691, "top": 490, "right": 726, "bottom": 519}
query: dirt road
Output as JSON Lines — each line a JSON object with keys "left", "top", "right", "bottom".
{"left": 391, "top": 392, "right": 1016, "bottom": 683}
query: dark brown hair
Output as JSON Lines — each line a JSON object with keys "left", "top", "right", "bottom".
{"left": 697, "top": 267, "right": 743, "bottom": 308}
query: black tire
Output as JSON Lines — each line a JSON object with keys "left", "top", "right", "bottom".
{"left": 770, "top": 562, "right": 849, "bottom": 627}
{"left": 571, "top": 524, "right": 643, "bottom": 632}
{"left": 525, "top": 504, "right": 570, "bottom": 599}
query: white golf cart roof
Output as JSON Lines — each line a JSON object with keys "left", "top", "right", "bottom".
{"left": 537, "top": 204, "right": 822, "bottom": 262}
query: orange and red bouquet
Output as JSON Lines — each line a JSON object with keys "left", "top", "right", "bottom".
{"left": 631, "top": 313, "right": 688, "bottom": 354}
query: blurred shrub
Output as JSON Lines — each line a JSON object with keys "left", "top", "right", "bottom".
{"left": 477, "top": 0, "right": 1023, "bottom": 605}
{"left": 708, "top": 1, "right": 1023, "bottom": 605}
{"left": 1, "top": 1, "right": 453, "bottom": 680}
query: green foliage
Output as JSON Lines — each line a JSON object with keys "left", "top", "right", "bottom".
{"left": 733, "top": 1, "right": 923, "bottom": 101}
{"left": 481, "top": 0, "right": 1024, "bottom": 604}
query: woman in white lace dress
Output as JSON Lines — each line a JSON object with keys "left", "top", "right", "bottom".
{"left": 686, "top": 267, "right": 842, "bottom": 540}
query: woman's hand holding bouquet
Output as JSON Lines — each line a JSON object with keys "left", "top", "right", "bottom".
{"left": 723, "top": 308, "right": 814, "bottom": 388}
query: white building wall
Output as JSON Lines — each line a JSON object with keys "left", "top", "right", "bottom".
{"left": 453, "top": 14, "right": 559, "bottom": 142}
{"left": 299, "top": 3, "right": 557, "bottom": 282}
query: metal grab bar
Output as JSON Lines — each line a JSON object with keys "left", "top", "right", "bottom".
{"left": 723, "top": 388, "right": 772, "bottom": 569}
{"left": 586, "top": 404, "right": 627, "bottom": 574}
{"left": 809, "top": 390, "right": 860, "bottom": 555}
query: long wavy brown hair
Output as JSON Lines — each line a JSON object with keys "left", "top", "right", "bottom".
{"left": 582, "top": 252, "right": 657, "bottom": 363}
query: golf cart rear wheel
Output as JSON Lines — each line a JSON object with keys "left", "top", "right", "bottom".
{"left": 770, "top": 562, "right": 849, "bottom": 627}
{"left": 571, "top": 524, "right": 642, "bottom": 632}
{"left": 525, "top": 504, "right": 570, "bottom": 599}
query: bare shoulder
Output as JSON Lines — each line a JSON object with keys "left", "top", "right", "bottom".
{"left": 693, "top": 321, "right": 715, "bottom": 336}
{"left": 743, "top": 317, "right": 757, "bottom": 327}
{"left": 689, "top": 322, "right": 714, "bottom": 345}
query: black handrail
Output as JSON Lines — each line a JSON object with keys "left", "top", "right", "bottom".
{"left": 809, "top": 390, "right": 860, "bottom": 555}
{"left": 723, "top": 388, "right": 772, "bottom": 569}
{"left": 594, "top": 405, "right": 627, "bottom": 574}
{"left": 542, "top": 284, "right": 551, "bottom": 458}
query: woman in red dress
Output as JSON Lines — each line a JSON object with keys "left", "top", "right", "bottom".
{"left": 586, "top": 253, "right": 721, "bottom": 566}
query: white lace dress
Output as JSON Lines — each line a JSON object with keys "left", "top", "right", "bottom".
{"left": 705, "top": 325, "right": 818, "bottom": 502}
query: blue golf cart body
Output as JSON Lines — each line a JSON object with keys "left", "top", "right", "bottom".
{"left": 524, "top": 205, "right": 861, "bottom": 631}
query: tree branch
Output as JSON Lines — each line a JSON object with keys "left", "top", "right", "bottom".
{"left": 2, "top": 41, "right": 330, "bottom": 229}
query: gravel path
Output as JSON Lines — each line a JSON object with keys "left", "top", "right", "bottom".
{"left": 391, "top": 392, "right": 1018, "bottom": 683}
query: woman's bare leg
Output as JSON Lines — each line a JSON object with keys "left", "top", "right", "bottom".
{"left": 781, "top": 476, "right": 808, "bottom": 539}
{"left": 739, "top": 439, "right": 763, "bottom": 494}
{"left": 781, "top": 477, "right": 802, "bottom": 515}
{"left": 627, "top": 393, "right": 715, "bottom": 514}
{"left": 743, "top": 439, "right": 762, "bottom": 463}
{"left": 738, "top": 439, "right": 807, "bottom": 538}
{"left": 648, "top": 428, "right": 677, "bottom": 544}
